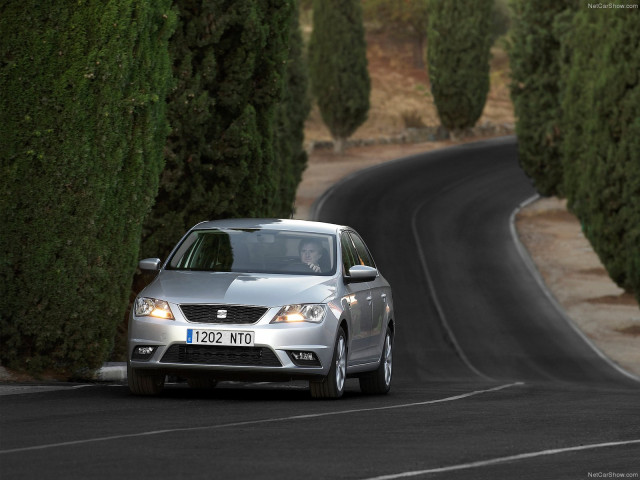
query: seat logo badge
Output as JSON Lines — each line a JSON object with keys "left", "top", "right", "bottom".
{"left": 217, "top": 309, "right": 227, "bottom": 319}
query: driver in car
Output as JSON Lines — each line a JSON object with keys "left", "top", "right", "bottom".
{"left": 299, "top": 239, "right": 329, "bottom": 273}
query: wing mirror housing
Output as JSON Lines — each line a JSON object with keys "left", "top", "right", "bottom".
{"left": 346, "top": 265, "right": 378, "bottom": 283}
{"left": 139, "top": 258, "right": 162, "bottom": 271}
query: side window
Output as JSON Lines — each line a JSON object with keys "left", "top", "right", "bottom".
{"left": 349, "top": 232, "right": 375, "bottom": 268}
{"left": 340, "top": 232, "right": 358, "bottom": 274}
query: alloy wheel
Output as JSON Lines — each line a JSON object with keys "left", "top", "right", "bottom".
{"left": 335, "top": 335, "right": 346, "bottom": 392}
{"left": 383, "top": 333, "right": 393, "bottom": 387}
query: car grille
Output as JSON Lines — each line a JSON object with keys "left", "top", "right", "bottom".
{"left": 180, "top": 304, "right": 268, "bottom": 324}
{"left": 160, "top": 345, "right": 282, "bottom": 367}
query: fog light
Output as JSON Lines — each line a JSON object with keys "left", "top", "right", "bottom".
{"left": 292, "top": 351, "right": 314, "bottom": 361}
{"left": 132, "top": 345, "right": 157, "bottom": 361}
{"left": 288, "top": 351, "right": 321, "bottom": 367}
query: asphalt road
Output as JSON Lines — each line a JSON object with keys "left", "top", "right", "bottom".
{"left": 1, "top": 137, "right": 638, "bottom": 479}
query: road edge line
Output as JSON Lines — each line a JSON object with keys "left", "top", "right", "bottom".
{"left": 509, "top": 195, "right": 640, "bottom": 383}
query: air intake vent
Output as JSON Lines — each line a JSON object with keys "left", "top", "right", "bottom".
{"left": 180, "top": 304, "right": 268, "bottom": 324}
{"left": 160, "top": 345, "right": 282, "bottom": 367}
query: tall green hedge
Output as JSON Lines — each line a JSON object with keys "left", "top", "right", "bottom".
{"left": 141, "top": 0, "right": 295, "bottom": 260}
{"left": 561, "top": 4, "right": 640, "bottom": 302}
{"left": 274, "top": 0, "right": 311, "bottom": 217}
{"left": 0, "top": 1, "right": 175, "bottom": 376}
{"left": 508, "top": 0, "right": 577, "bottom": 196}
{"left": 308, "top": 0, "right": 370, "bottom": 153}
{"left": 427, "top": 0, "right": 493, "bottom": 133}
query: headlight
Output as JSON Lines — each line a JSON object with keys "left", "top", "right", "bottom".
{"left": 134, "top": 297, "right": 175, "bottom": 320}
{"left": 272, "top": 304, "right": 327, "bottom": 324}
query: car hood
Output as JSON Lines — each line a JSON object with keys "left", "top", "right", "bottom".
{"left": 141, "top": 270, "right": 339, "bottom": 307}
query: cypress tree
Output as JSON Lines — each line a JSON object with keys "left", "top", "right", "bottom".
{"left": 274, "top": 0, "right": 311, "bottom": 217}
{"left": 427, "top": 0, "right": 493, "bottom": 134}
{"left": 308, "top": 0, "right": 370, "bottom": 153}
{"left": 0, "top": 1, "right": 175, "bottom": 376}
{"left": 561, "top": 4, "right": 640, "bottom": 303}
{"left": 508, "top": 0, "right": 577, "bottom": 196}
{"left": 142, "top": 0, "right": 295, "bottom": 260}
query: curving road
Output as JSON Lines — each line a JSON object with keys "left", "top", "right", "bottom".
{"left": 1, "top": 137, "right": 638, "bottom": 479}
{"left": 314, "top": 136, "right": 637, "bottom": 386}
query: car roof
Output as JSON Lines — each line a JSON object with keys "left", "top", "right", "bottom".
{"left": 192, "top": 218, "right": 346, "bottom": 235}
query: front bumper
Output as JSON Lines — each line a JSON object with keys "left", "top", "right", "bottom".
{"left": 128, "top": 304, "right": 339, "bottom": 380}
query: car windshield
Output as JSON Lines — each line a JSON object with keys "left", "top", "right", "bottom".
{"left": 166, "top": 228, "right": 337, "bottom": 276}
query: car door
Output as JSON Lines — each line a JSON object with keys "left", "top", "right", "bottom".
{"left": 348, "top": 231, "right": 387, "bottom": 363}
{"left": 340, "top": 231, "right": 373, "bottom": 366}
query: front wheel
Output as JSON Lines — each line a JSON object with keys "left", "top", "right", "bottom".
{"left": 310, "top": 327, "right": 347, "bottom": 399}
{"left": 359, "top": 328, "right": 393, "bottom": 395}
{"left": 127, "top": 364, "right": 165, "bottom": 395}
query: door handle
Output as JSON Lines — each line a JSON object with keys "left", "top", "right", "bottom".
{"left": 381, "top": 293, "right": 387, "bottom": 303}
{"left": 366, "top": 295, "right": 372, "bottom": 304}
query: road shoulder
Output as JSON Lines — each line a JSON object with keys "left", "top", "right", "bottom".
{"left": 515, "top": 196, "right": 640, "bottom": 377}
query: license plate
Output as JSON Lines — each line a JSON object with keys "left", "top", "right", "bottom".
{"left": 186, "top": 329, "right": 254, "bottom": 346}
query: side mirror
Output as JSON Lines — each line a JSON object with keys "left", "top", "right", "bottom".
{"left": 139, "top": 258, "right": 162, "bottom": 271}
{"left": 346, "top": 265, "right": 378, "bottom": 283}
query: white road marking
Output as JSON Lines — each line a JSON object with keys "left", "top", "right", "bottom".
{"left": 411, "top": 187, "right": 492, "bottom": 381}
{"left": 0, "top": 385, "right": 91, "bottom": 396}
{"left": 0, "top": 382, "right": 523, "bottom": 455}
{"left": 363, "top": 439, "right": 640, "bottom": 479}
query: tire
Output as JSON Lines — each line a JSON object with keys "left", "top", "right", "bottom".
{"left": 359, "top": 328, "right": 393, "bottom": 395}
{"left": 310, "top": 327, "right": 347, "bottom": 399}
{"left": 187, "top": 376, "right": 218, "bottom": 390}
{"left": 127, "top": 364, "right": 165, "bottom": 395}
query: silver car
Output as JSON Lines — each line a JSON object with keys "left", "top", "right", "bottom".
{"left": 128, "top": 219, "right": 394, "bottom": 398}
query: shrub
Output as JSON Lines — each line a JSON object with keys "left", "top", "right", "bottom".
{"left": 273, "top": 0, "right": 311, "bottom": 217}
{"left": 0, "top": 1, "right": 175, "bottom": 377}
{"left": 561, "top": 3, "right": 640, "bottom": 302}
{"left": 308, "top": 0, "right": 370, "bottom": 153}
{"left": 508, "top": 0, "right": 577, "bottom": 196}
{"left": 401, "top": 110, "right": 427, "bottom": 129}
{"left": 141, "top": 0, "right": 295, "bottom": 260}
{"left": 427, "top": 0, "right": 493, "bottom": 133}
